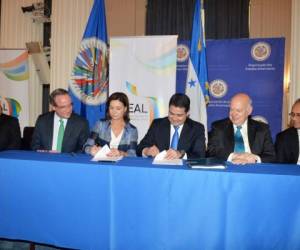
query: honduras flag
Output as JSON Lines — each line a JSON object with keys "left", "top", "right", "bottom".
{"left": 69, "top": 0, "right": 108, "bottom": 128}
{"left": 185, "top": 0, "right": 209, "bottom": 143}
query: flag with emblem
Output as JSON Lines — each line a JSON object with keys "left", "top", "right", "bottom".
{"left": 69, "top": 0, "right": 108, "bottom": 128}
{"left": 185, "top": 0, "right": 209, "bottom": 141}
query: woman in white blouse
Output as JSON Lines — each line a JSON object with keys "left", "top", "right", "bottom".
{"left": 84, "top": 92, "right": 138, "bottom": 157}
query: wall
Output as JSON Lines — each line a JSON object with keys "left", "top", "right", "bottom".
{"left": 249, "top": 0, "right": 292, "bottom": 127}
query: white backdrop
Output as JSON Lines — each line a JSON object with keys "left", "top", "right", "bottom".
{"left": 109, "top": 36, "right": 178, "bottom": 141}
{"left": 0, "top": 49, "right": 29, "bottom": 133}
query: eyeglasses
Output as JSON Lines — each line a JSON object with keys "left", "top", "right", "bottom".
{"left": 289, "top": 112, "right": 300, "bottom": 118}
{"left": 55, "top": 103, "right": 73, "bottom": 109}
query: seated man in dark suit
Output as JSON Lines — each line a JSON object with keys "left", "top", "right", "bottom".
{"left": 0, "top": 103, "right": 21, "bottom": 151}
{"left": 208, "top": 93, "right": 276, "bottom": 164}
{"left": 275, "top": 98, "right": 300, "bottom": 164}
{"left": 31, "top": 88, "right": 89, "bottom": 153}
{"left": 137, "top": 93, "right": 205, "bottom": 159}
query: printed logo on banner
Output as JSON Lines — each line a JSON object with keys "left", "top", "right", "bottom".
{"left": 0, "top": 96, "right": 21, "bottom": 117}
{"left": 126, "top": 81, "right": 164, "bottom": 123}
{"left": 251, "top": 42, "right": 271, "bottom": 62}
{"left": 0, "top": 51, "right": 29, "bottom": 81}
{"left": 70, "top": 37, "right": 108, "bottom": 105}
{"left": 209, "top": 79, "right": 228, "bottom": 98}
{"left": 177, "top": 44, "right": 190, "bottom": 62}
{"left": 252, "top": 115, "right": 268, "bottom": 124}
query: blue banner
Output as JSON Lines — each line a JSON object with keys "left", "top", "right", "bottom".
{"left": 176, "top": 38, "right": 285, "bottom": 139}
{"left": 69, "top": 0, "right": 108, "bottom": 128}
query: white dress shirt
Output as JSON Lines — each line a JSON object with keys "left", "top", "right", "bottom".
{"left": 110, "top": 129, "right": 124, "bottom": 149}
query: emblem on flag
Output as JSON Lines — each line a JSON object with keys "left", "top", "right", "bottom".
{"left": 70, "top": 37, "right": 108, "bottom": 105}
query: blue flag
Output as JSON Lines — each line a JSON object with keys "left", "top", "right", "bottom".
{"left": 185, "top": 0, "right": 209, "bottom": 141}
{"left": 69, "top": 0, "right": 108, "bottom": 128}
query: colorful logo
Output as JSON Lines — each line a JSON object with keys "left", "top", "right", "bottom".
{"left": 126, "top": 81, "right": 164, "bottom": 122}
{"left": 70, "top": 37, "right": 108, "bottom": 105}
{"left": 0, "top": 96, "right": 21, "bottom": 117}
{"left": 0, "top": 51, "right": 29, "bottom": 81}
{"left": 209, "top": 79, "right": 228, "bottom": 98}
{"left": 251, "top": 42, "right": 271, "bottom": 62}
{"left": 177, "top": 44, "right": 189, "bottom": 62}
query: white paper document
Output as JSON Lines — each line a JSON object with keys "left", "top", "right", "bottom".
{"left": 91, "top": 144, "right": 123, "bottom": 162}
{"left": 189, "top": 165, "right": 225, "bottom": 169}
{"left": 152, "top": 150, "right": 183, "bottom": 165}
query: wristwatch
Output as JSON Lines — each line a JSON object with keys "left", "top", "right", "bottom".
{"left": 178, "top": 150, "right": 185, "bottom": 158}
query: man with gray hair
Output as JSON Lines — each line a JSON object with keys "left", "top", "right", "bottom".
{"left": 208, "top": 93, "right": 276, "bottom": 164}
{"left": 31, "top": 88, "right": 89, "bottom": 153}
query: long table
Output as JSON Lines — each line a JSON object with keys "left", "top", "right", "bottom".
{"left": 0, "top": 150, "right": 300, "bottom": 249}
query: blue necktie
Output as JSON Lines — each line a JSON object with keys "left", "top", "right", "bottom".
{"left": 234, "top": 126, "right": 245, "bottom": 153}
{"left": 171, "top": 126, "right": 179, "bottom": 150}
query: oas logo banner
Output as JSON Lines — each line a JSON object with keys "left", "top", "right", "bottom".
{"left": 205, "top": 38, "right": 284, "bottom": 139}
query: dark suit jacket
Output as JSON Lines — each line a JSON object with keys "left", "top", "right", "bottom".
{"left": 31, "top": 111, "right": 89, "bottom": 153}
{"left": 275, "top": 127, "right": 299, "bottom": 164}
{"left": 137, "top": 117, "right": 205, "bottom": 159}
{"left": 0, "top": 113, "right": 21, "bottom": 151}
{"left": 207, "top": 118, "right": 276, "bottom": 163}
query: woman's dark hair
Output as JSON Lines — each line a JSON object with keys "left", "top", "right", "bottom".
{"left": 106, "top": 92, "right": 130, "bottom": 122}
{"left": 169, "top": 93, "right": 190, "bottom": 113}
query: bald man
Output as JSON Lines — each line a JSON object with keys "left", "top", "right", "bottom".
{"left": 207, "top": 93, "right": 276, "bottom": 164}
{"left": 275, "top": 98, "right": 300, "bottom": 164}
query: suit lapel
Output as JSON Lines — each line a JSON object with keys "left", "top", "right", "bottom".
{"left": 162, "top": 118, "right": 171, "bottom": 149}
{"left": 291, "top": 128, "right": 299, "bottom": 160}
{"left": 247, "top": 119, "right": 256, "bottom": 151}
{"left": 47, "top": 112, "right": 55, "bottom": 150}
{"left": 178, "top": 120, "right": 190, "bottom": 149}
{"left": 63, "top": 114, "right": 73, "bottom": 148}
{"left": 225, "top": 120, "right": 234, "bottom": 151}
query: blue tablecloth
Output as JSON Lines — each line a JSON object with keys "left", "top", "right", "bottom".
{"left": 0, "top": 150, "right": 300, "bottom": 249}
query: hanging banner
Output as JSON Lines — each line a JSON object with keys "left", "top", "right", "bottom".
{"left": 109, "top": 36, "right": 178, "bottom": 141}
{"left": 0, "top": 49, "right": 29, "bottom": 132}
{"left": 176, "top": 38, "right": 284, "bottom": 139}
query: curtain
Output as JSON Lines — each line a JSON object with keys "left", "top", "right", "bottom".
{"left": 204, "top": 0, "right": 250, "bottom": 39}
{"left": 146, "top": 0, "right": 195, "bottom": 40}
{"left": 146, "top": 0, "right": 250, "bottom": 40}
